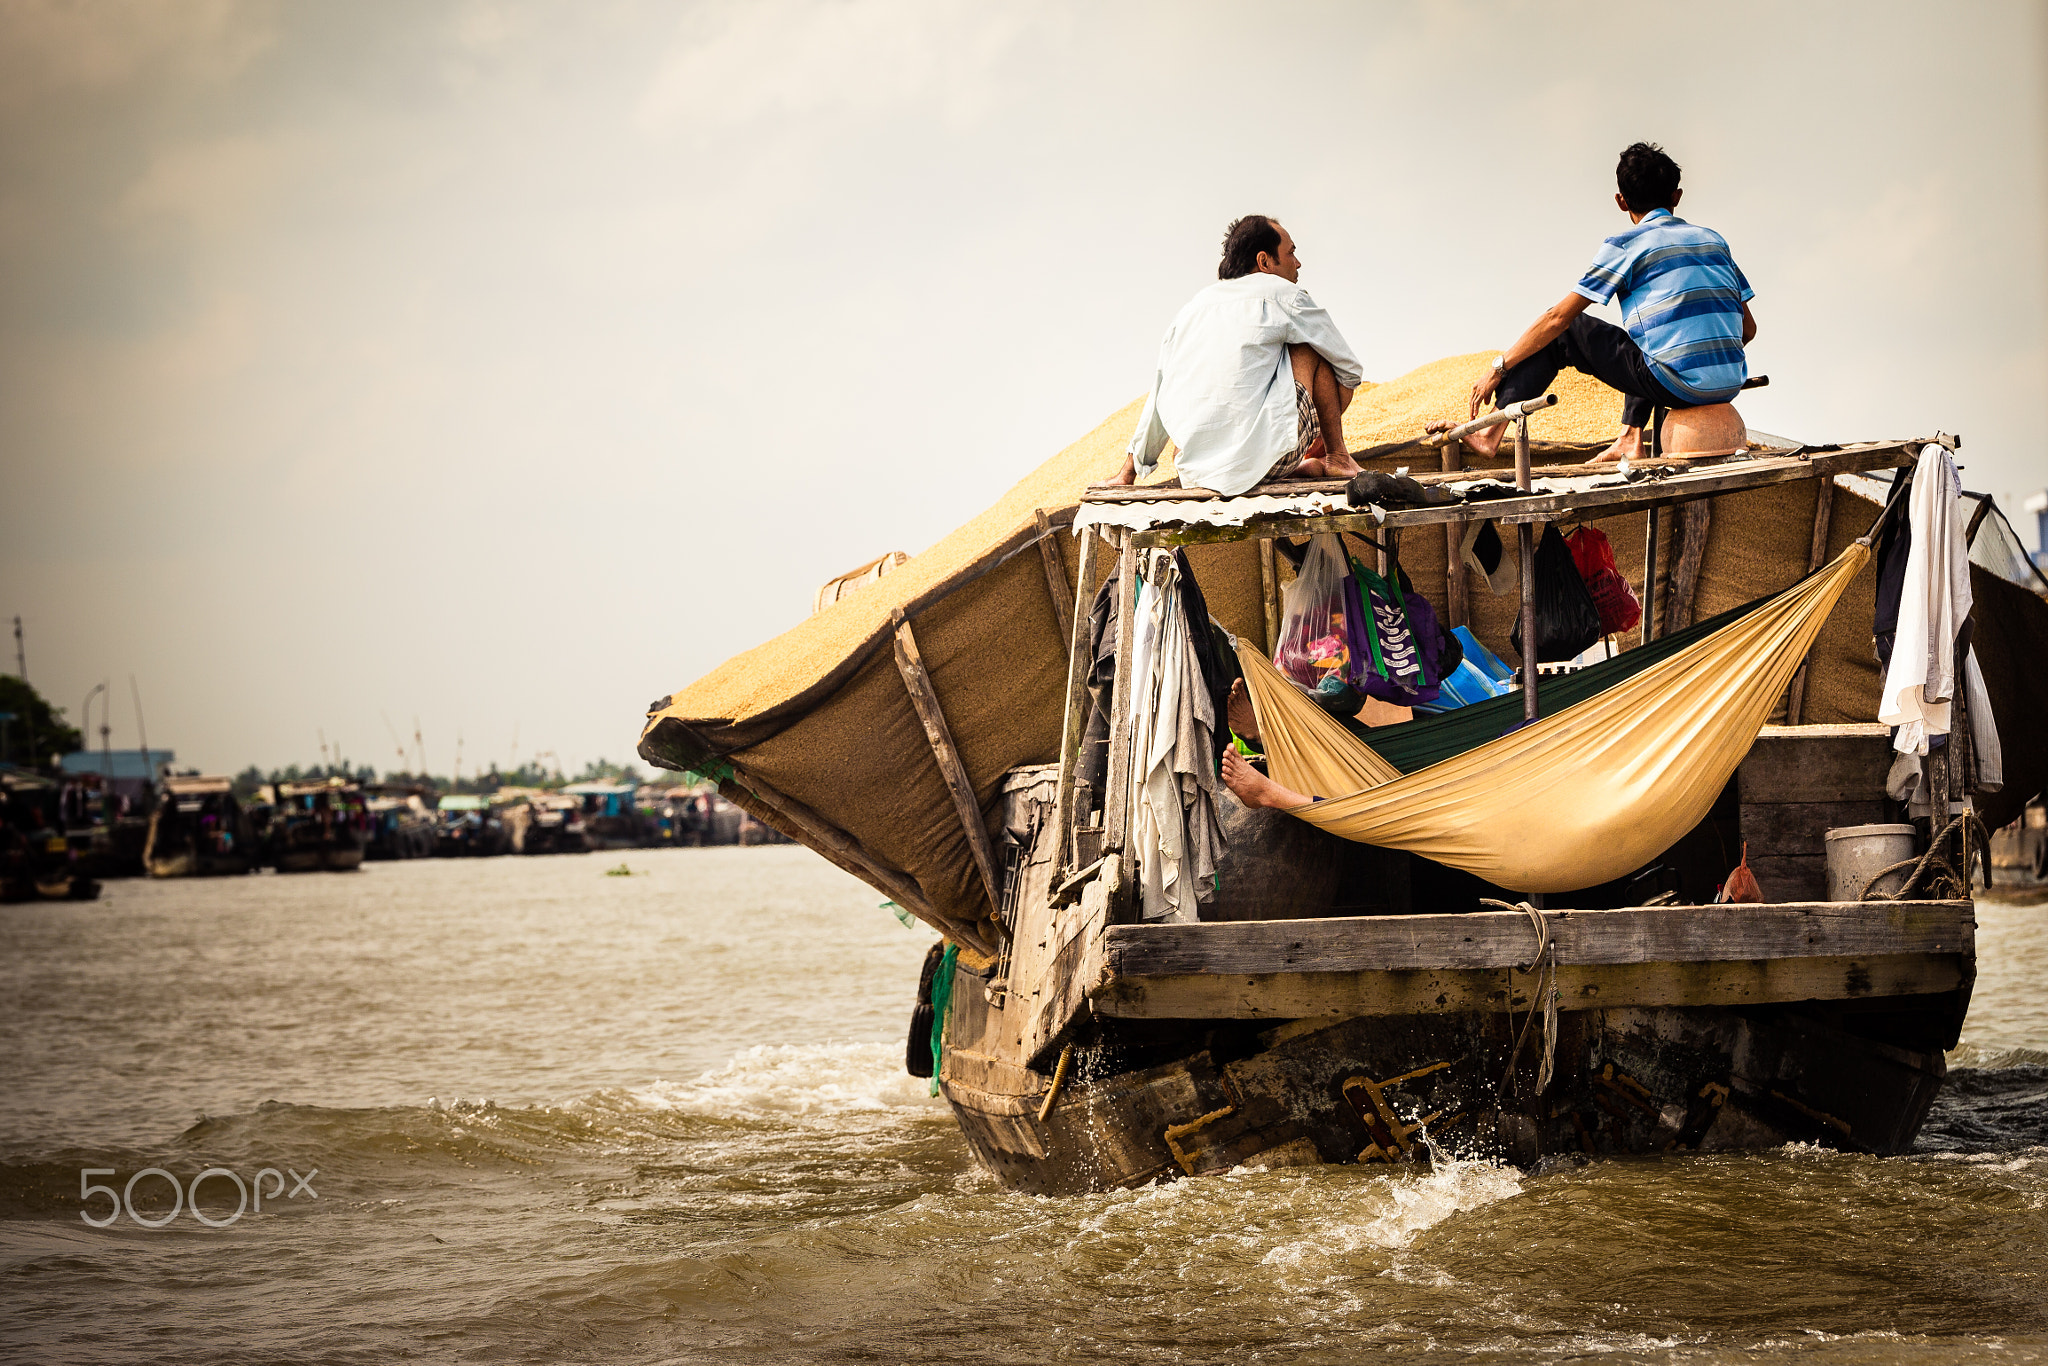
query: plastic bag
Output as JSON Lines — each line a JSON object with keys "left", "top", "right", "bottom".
{"left": 1349, "top": 558, "right": 1453, "bottom": 708}
{"left": 1510, "top": 524, "right": 1604, "bottom": 664}
{"left": 1273, "top": 534, "right": 1351, "bottom": 689}
{"left": 1566, "top": 525, "right": 1643, "bottom": 636}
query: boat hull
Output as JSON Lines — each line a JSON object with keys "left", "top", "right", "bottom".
{"left": 939, "top": 997, "right": 1958, "bottom": 1196}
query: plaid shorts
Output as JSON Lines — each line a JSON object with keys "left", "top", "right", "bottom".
{"left": 1265, "top": 381, "right": 1323, "bottom": 481}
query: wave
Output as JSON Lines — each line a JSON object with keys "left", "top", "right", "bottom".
{"left": 609, "top": 1041, "right": 949, "bottom": 1123}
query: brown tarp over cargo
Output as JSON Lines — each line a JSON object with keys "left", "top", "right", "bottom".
{"left": 638, "top": 354, "right": 2045, "bottom": 937}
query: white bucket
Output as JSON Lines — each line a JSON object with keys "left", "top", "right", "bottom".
{"left": 1824, "top": 823, "right": 1918, "bottom": 902}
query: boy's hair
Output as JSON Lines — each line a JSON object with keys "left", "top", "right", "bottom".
{"left": 1616, "top": 142, "right": 1682, "bottom": 213}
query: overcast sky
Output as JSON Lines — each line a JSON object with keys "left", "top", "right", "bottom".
{"left": 4, "top": 0, "right": 2044, "bottom": 778}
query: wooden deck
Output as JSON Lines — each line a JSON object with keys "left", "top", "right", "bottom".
{"left": 1091, "top": 900, "right": 1974, "bottom": 1020}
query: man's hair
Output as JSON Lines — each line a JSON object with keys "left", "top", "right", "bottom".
{"left": 1615, "top": 142, "right": 1682, "bottom": 213}
{"left": 1219, "top": 215, "right": 1281, "bottom": 279}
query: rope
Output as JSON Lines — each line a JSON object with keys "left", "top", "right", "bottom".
{"left": 1858, "top": 809, "right": 1993, "bottom": 901}
{"left": 1483, "top": 899, "right": 1558, "bottom": 1097}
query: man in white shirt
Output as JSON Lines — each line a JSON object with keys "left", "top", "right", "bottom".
{"left": 1109, "top": 216, "right": 1366, "bottom": 495}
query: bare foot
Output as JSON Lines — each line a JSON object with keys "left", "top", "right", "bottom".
{"left": 1592, "top": 426, "right": 1646, "bottom": 464}
{"left": 1226, "top": 678, "right": 1259, "bottom": 742}
{"left": 1220, "top": 750, "right": 1312, "bottom": 810}
{"left": 1100, "top": 455, "right": 1138, "bottom": 486}
{"left": 1322, "top": 449, "right": 1362, "bottom": 479}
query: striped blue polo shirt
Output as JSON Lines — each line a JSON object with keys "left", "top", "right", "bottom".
{"left": 1574, "top": 209, "right": 1754, "bottom": 404}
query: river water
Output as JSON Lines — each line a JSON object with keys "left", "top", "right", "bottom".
{"left": 2, "top": 848, "right": 2043, "bottom": 1364}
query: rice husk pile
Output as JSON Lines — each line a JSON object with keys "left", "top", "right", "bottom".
{"left": 1340, "top": 350, "right": 1627, "bottom": 451}
{"left": 652, "top": 350, "right": 1628, "bottom": 729}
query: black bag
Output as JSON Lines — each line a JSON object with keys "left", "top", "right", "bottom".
{"left": 1509, "top": 524, "right": 1604, "bottom": 664}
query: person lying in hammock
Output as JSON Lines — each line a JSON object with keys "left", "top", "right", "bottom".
{"left": 1220, "top": 748, "right": 1311, "bottom": 811}
{"left": 1430, "top": 141, "right": 1757, "bottom": 465}
{"left": 1107, "top": 215, "right": 1366, "bottom": 495}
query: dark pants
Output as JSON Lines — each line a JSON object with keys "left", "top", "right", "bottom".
{"left": 1496, "top": 312, "right": 1690, "bottom": 431}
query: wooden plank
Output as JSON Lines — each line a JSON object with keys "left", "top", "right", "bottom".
{"left": 1033, "top": 508, "right": 1074, "bottom": 644}
{"left": 892, "top": 612, "right": 1006, "bottom": 932}
{"left": 1748, "top": 855, "right": 1829, "bottom": 904}
{"left": 1100, "top": 537, "right": 1140, "bottom": 861}
{"left": 1100, "top": 901, "right": 1973, "bottom": 978}
{"left": 1739, "top": 727, "right": 1895, "bottom": 804}
{"left": 1092, "top": 953, "right": 1966, "bottom": 1020}
{"left": 1022, "top": 852, "right": 1118, "bottom": 1068}
{"left": 1740, "top": 800, "right": 1888, "bottom": 858}
{"left": 1785, "top": 477, "right": 1836, "bottom": 723}
{"left": 719, "top": 771, "right": 995, "bottom": 958}
{"left": 1664, "top": 497, "right": 1712, "bottom": 633}
{"left": 1051, "top": 529, "right": 1101, "bottom": 882}
{"left": 1122, "top": 446, "right": 1917, "bottom": 550}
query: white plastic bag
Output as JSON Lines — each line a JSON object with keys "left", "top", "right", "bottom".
{"left": 1272, "top": 534, "right": 1351, "bottom": 690}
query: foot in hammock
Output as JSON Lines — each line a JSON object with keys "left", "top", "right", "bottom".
{"left": 1226, "top": 678, "right": 1260, "bottom": 743}
{"left": 1221, "top": 750, "right": 1312, "bottom": 811}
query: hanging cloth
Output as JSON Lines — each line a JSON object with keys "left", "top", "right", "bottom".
{"left": 1233, "top": 543, "right": 1871, "bottom": 893}
{"left": 1879, "top": 444, "right": 1969, "bottom": 756}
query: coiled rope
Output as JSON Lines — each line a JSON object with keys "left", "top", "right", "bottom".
{"left": 1859, "top": 809, "right": 1992, "bottom": 901}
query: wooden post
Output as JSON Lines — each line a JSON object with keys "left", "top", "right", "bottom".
{"left": 1051, "top": 529, "right": 1101, "bottom": 881}
{"left": 1784, "top": 477, "right": 1836, "bottom": 724}
{"left": 1033, "top": 508, "right": 1073, "bottom": 643}
{"left": 1665, "top": 498, "right": 1712, "bottom": 635}
{"left": 721, "top": 770, "right": 994, "bottom": 958}
{"left": 1641, "top": 507, "right": 1660, "bottom": 646}
{"left": 1101, "top": 536, "right": 1140, "bottom": 865}
{"left": 1515, "top": 416, "right": 1539, "bottom": 723}
{"left": 1259, "top": 538, "right": 1280, "bottom": 654}
{"left": 1442, "top": 435, "right": 1468, "bottom": 629}
{"left": 892, "top": 611, "right": 1007, "bottom": 934}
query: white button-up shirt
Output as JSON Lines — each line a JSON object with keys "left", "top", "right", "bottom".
{"left": 1127, "top": 271, "right": 1365, "bottom": 496}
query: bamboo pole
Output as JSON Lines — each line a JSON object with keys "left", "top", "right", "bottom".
{"left": 1515, "top": 416, "right": 1539, "bottom": 723}
{"left": 1259, "top": 539, "right": 1280, "bottom": 654}
{"left": 892, "top": 611, "right": 1007, "bottom": 934}
{"left": 1051, "top": 529, "right": 1101, "bottom": 881}
{"left": 1033, "top": 508, "right": 1073, "bottom": 643}
{"left": 1101, "top": 536, "right": 1140, "bottom": 871}
{"left": 721, "top": 770, "right": 994, "bottom": 957}
{"left": 1442, "top": 436, "right": 1468, "bottom": 629}
{"left": 1641, "top": 506, "right": 1660, "bottom": 646}
{"left": 1784, "top": 478, "right": 1835, "bottom": 724}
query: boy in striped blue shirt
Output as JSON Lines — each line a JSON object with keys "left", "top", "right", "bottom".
{"left": 1444, "top": 142, "right": 1757, "bottom": 463}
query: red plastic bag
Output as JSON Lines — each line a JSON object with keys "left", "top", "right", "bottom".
{"left": 1566, "top": 526, "right": 1642, "bottom": 636}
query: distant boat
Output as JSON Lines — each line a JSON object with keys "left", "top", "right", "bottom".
{"left": 263, "top": 778, "right": 369, "bottom": 873}
{"left": 143, "top": 776, "right": 254, "bottom": 877}
{"left": 365, "top": 785, "right": 437, "bottom": 860}
{"left": 560, "top": 782, "right": 649, "bottom": 850}
{"left": 1, "top": 767, "right": 100, "bottom": 901}
{"left": 433, "top": 794, "right": 509, "bottom": 857}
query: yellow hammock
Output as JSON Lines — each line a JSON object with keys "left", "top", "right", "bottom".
{"left": 1235, "top": 542, "right": 1871, "bottom": 894}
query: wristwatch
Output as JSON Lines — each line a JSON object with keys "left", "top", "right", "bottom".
{"left": 1492, "top": 354, "right": 1508, "bottom": 373}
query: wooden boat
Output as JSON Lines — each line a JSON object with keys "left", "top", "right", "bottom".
{"left": 639, "top": 375, "right": 2047, "bottom": 1192}
{"left": 561, "top": 781, "right": 650, "bottom": 850}
{"left": 433, "top": 794, "right": 510, "bottom": 856}
{"left": 365, "top": 785, "right": 437, "bottom": 860}
{"left": 142, "top": 776, "right": 254, "bottom": 877}
{"left": 1, "top": 768, "right": 101, "bottom": 901}
{"left": 264, "top": 777, "right": 369, "bottom": 872}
